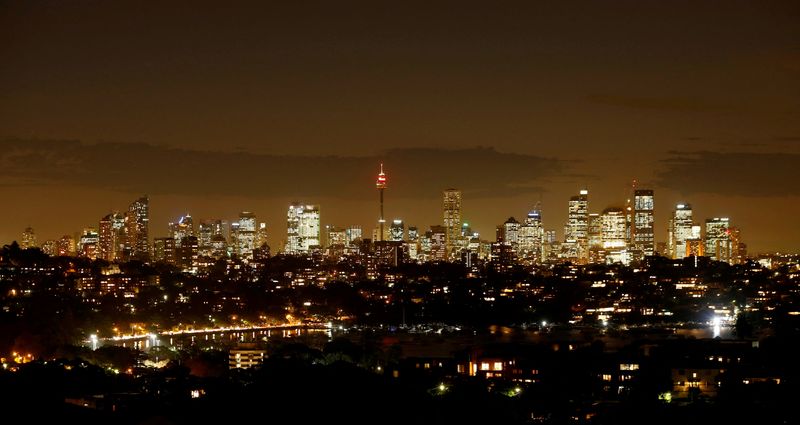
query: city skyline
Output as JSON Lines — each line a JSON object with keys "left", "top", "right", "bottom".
{"left": 1, "top": 1, "right": 799, "bottom": 253}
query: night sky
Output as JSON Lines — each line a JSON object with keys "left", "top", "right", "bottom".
{"left": 1, "top": 0, "right": 798, "bottom": 252}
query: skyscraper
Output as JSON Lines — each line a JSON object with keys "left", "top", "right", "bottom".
{"left": 390, "top": 219, "right": 405, "bottom": 242}
{"left": 237, "top": 211, "right": 257, "bottom": 260}
{"left": 345, "top": 225, "right": 363, "bottom": 245}
{"left": 705, "top": 217, "right": 731, "bottom": 262}
{"left": 99, "top": 212, "right": 125, "bottom": 262}
{"left": 286, "top": 204, "right": 321, "bottom": 254}
{"left": 125, "top": 196, "right": 150, "bottom": 261}
{"left": 376, "top": 164, "right": 387, "bottom": 242}
{"left": 633, "top": 189, "right": 655, "bottom": 256}
{"left": 169, "top": 215, "right": 195, "bottom": 247}
{"left": 21, "top": 227, "right": 36, "bottom": 249}
{"left": 78, "top": 228, "right": 99, "bottom": 259}
{"left": 565, "top": 189, "right": 589, "bottom": 260}
{"left": 443, "top": 189, "right": 462, "bottom": 254}
{"left": 669, "top": 204, "right": 693, "bottom": 259}
{"left": 519, "top": 206, "right": 544, "bottom": 263}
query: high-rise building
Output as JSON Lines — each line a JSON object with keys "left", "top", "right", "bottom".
{"left": 376, "top": 164, "right": 387, "bottom": 242}
{"left": 390, "top": 219, "right": 405, "bottom": 242}
{"left": 443, "top": 189, "right": 462, "bottom": 254}
{"left": 428, "top": 225, "right": 448, "bottom": 262}
{"left": 498, "top": 217, "right": 520, "bottom": 249}
{"left": 153, "top": 237, "right": 176, "bottom": 264}
{"left": 198, "top": 219, "right": 227, "bottom": 258}
{"left": 256, "top": 223, "right": 268, "bottom": 249}
{"left": 632, "top": 189, "right": 655, "bottom": 256}
{"left": 325, "top": 225, "right": 347, "bottom": 248}
{"left": 169, "top": 215, "right": 195, "bottom": 247}
{"left": 58, "top": 235, "right": 75, "bottom": 256}
{"left": 99, "top": 212, "right": 125, "bottom": 262}
{"left": 565, "top": 189, "right": 589, "bottom": 260}
{"left": 78, "top": 228, "right": 99, "bottom": 259}
{"left": 345, "top": 225, "right": 362, "bottom": 245}
{"left": 21, "top": 227, "right": 37, "bottom": 249}
{"left": 668, "top": 204, "right": 693, "bottom": 259}
{"left": 728, "top": 226, "right": 746, "bottom": 264}
{"left": 125, "top": 196, "right": 150, "bottom": 261}
{"left": 237, "top": 211, "right": 257, "bottom": 260}
{"left": 41, "top": 240, "right": 57, "bottom": 256}
{"left": 177, "top": 235, "right": 199, "bottom": 273}
{"left": 601, "top": 208, "right": 627, "bottom": 249}
{"left": 588, "top": 213, "right": 603, "bottom": 249}
{"left": 286, "top": 204, "right": 321, "bottom": 254}
{"left": 519, "top": 207, "right": 544, "bottom": 263}
{"left": 705, "top": 217, "right": 731, "bottom": 262}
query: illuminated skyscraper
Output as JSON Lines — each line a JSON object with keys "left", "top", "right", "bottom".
{"left": 99, "top": 212, "right": 125, "bottom": 262}
{"left": 58, "top": 235, "right": 75, "bottom": 256}
{"left": 325, "top": 225, "right": 347, "bottom": 248}
{"left": 376, "top": 164, "right": 387, "bottom": 242}
{"left": 21, "top": 227, "right": 36, "bottom": 249}
{"left": 125, "top": 196, "right": 150, "bottom": 261}
{"left": 286, "top": 203, "right": 321, "bottom": 254}
{"left": 78, "top": 228, "right": 99, "bottom": 259}
{"left": 633, "top": 189, "right": 655, "bottom": 256}
{"left": 169, "top": 215, "right": 195, "bottom": 247}
{"left": 705, "top": 217, "right": 731, "bottom": 262}
{"left": 443, "top": 189, "right": 462, "bottom": 253}
{"left": 601, "top": 208, "right": 627, "bottom": 249}
{"left": 565, "top": 189, "right": 589, "bottom": 260}
{"left": 390, "top": 219, "right": 405, "bottom": 242}
{"left": 588, "top": 213, "right": 603, "bottom": 249}
{"left": 427, "top": 225, "right": 448, "bottom": 262}
{"left": 153, "top": 237, "right": 176, "bottom": 264}
{"left": 519, "top": 206, "right": 544, "bottom": 263}
{"left": 668, "top": 204, "right": 693, "bottom": 259}
{"left": 237, "top": 211, "right": 257, "bottom": 260}
{"left": 499, "top": 217, "right": 520, "bottom": 248}
{"left": 345, "top": 225, "right": 363, "bottom": 245}
{"left": 256, "top": 223, "right": 268, "bottom": 249}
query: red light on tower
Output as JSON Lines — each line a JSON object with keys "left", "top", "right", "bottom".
{"left": 376, "top": 163, "right": 387, "bottom": 189}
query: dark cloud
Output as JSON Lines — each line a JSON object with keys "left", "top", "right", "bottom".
{"left": 655, "top": 151, "right": 800, "bottom": 197}
{"left": 0, "top": 139, "right": 567, "bottom": 200}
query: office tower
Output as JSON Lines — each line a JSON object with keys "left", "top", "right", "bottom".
{"left": 177, "top": 235, "right": 199, "bottom": 272}
{"left": 728, "top": 226, "right": 746, "bottom": 264}
{"left": 256, "top": 223, "right": 268, "bottom": 249}
{"left": 565, "top": 189, "right": 589, "bottom": 260}
{"left": 41, "top": 240, "right": 57, "bottom": 256}
{"left": 601, "top": 208, "right": 627, "bottom": 249}
{"left": 78, "top": 228, "right": 99, "bottom": 259}
{"left": 376, "top": 164, "right": 387, "bottom": 242}
{"left": 705, "top": 217, "right": 731, "bottom": 262}
{"left": 519, "top": 207, "right": 544, "bottom": 263}
{"left": 237, "top": 211, "right": 257, "bottom": 260}
{"left": 407, "top": 226, "right": 419, "bottom": 242}
{"left": 197, "top": 221, "right": 214, "bottom": 257}
{"left": 325, "top": 225, "right": 347, "bottom": 247}
{"left": 428, "top": 225, "right": 448, "bottom": 261}
{"left": 668, "top": 204, "right": 693, "bottom": 259}
{"left": 169, "top": 215, "right": 194, "bottom": 247}
{"left": 345, "top": 225, "right": 363, "bottom": 245}
{"left": 633, "top": 189, "right": 655, "bottom": 256}
{"left": 390, "top": 219, "right": 405, "bottom": 242}
{"left": 99, "top": 212, "right": 124, "bottom": 262}
{"left": 286, "top": 203, "right": 321, "bottom": 254}
{"left": 58, "top": 235, "right": 75, "bottom": 256}
{"left": 125, "top": 196, "right": 150, "bottom": 261}
{"left": 21, "top": 227, "right": 36, "bottom": 249}
{"left": 443, "top": 189, "right": 463, "bottom": 254}
{"left": 588, "top": 213, "right": 603, "bottom": 248}
{"left": 499, "top": 217, "right": 520, "bottom": 248}
{"left": 153, "top": 237, "right": 176, "bottom": 264}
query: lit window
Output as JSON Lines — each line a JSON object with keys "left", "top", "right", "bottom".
{"left": 481, "top": 362, "right": 490, "bottom": 371}
{"left": 493, "top": 362, "right": 503, "bottom": 371}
